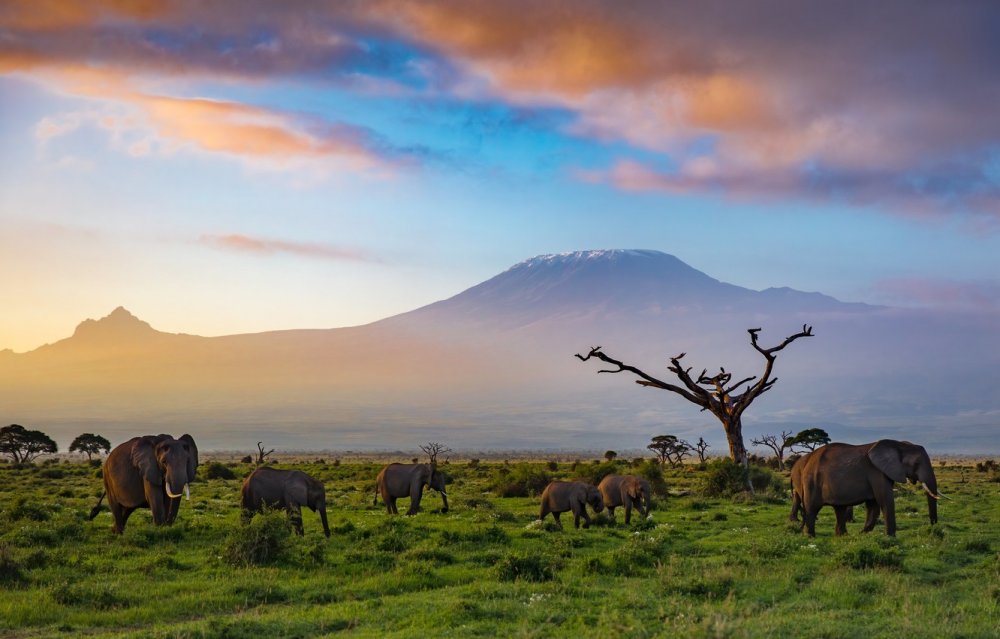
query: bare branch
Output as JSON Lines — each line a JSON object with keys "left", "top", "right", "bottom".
{"left": 577, "top": 347, "right": 708, "bottom": 405}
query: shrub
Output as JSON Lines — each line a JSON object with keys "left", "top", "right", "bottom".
{"left": 838, "top": 539, "right": 903, "bottom": 570}
{"left": 204, "top": 462, "right": 237, "bottom": 480}
{"left": 0, "top": 544, "right": 25, "bottom": 585}
{"left": 222, "top": 509, "right": 291, "bottom": 567}
{"left": 491, "top": 463, "right": 552, "bottom": 497}
{"left": 572, "top": 460, "right": 621, "bottom": 485}
{"left": 635, "top": 459, "right": 669, "bottom": 496}
{"left": 7, "top": 496, "right": 51, "bottom": 522}
{"left": 701, "top": 458, "right": 784, "bottom": 497}
{"left": 51, "top": 581, "right": 131, "bottom": 609}
{"left": 495, "top": 551, "right": 558, "bottom": 582}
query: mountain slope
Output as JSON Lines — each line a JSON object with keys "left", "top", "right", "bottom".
{"left": 1, "top": 250, "right": 997, "bottom": 453}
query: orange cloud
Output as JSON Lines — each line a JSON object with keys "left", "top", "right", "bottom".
{"left": 200, "top": 234, "right": 377, "bottom": 262}
{"left": 0, "top": 0, "right": 167, "bottom": 31}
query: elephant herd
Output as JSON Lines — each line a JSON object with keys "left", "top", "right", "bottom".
{"left": 87, "top": 434, "right": 943, "bottom": 539}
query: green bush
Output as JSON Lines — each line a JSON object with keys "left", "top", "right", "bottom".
{"left": 838, "top": 539, "right": 903, "bottom": 570}
{"left": 495, "top": 551, "right": 558, "bottom": 582}
{"left": 701, "top": 458, "right": 784, "bottom": 497}
{"left": 491, "top": 463, "right": 552, "bottom": 497}
{"left": 223, "top": 509, "right": 291, "bottom": 567}
{"left": 571, "top": 460, "right": 620, "bottom": 486}
{"left": 0, "top": 544, "right": 25, "bottom": 585}
{"left": 204, "top": 462, "right": 237, "bottom": 480}
{"left": 7, "top": 496, "right": 51, "bottom": 522}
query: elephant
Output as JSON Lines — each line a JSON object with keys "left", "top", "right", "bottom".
{"left": 539, "top": 481, "right": 604, "bottom": 529}
{"left": 793, "top": 439, "right": 942, "bottom": 537}
{"left": 789, "top": 452, "right": 866, "bottom": 525}
{"left": 597, "top": 474, "right": 652, "bottom": 524}
{"left": 241, "top": 467, "right": 330, "bottom": 537}
{"left": 374, "top": 463, "right": 448, "bottom": 515}
{"left": 89, "top": 434, "right": 198, "bottom": 534}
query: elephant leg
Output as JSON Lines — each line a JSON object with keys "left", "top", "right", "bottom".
{"left": 861, "top": 500, "right": 879, "bottom": 532}
{"left": 881, "top": 495, "right": 897, "bottom": 536}
{"left": 833, "top": 506, "right": 850, "bottom": 536}
{"left": 552, "top": 511, "right": 562, "bottom": 528}
{"left": 406, "top": 488, "right": 422, "bottom": 516}
{"left": 387, "top": 497, "right": 398, "bottom": 515}
{"left": 606, "top": 506, "right": 615, "bottom": 520}
{"left": 624, "top": 500, "right": 633, "bottom": 525}
{"left": 789, "top": 492, "right": 801, "bottom": 523}
{"left": 845, "top": 505, "right": 855, "bottom": 523}
{"left": 109, "top": 501, "right": 127, "bottom": 534}
{"left": 803, "top": 506, "right": 818, "bottom": 537}
{"left": 289, "top": 505, "right": 304, "bottom": 536}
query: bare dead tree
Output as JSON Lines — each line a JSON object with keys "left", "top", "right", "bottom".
{"left": 750, "top": 430, "right": 795, "bottom": 470}
{"left": 694, "top": 437, "right": 711, "bottom": 463}
{"left": 577, "top": 325, "right": 813, "bottom": 491}
{"left": 419, "top": 442, "right": 452, "bottom": 465}
{"left": 255, "top": 441, "right": 275, "bottom": 466}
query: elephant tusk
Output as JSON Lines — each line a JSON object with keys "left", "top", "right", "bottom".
{"left": 165, "top": 482, "right": 184, "bottom": 499}
{"left": 920, "top": 482, "right": 943, "bottom": 500}
{"left": 936, "top": 490, "right": 951, "bottom": 500}
{"left": 184, "top": 483, "right": 191, "bottom": 501}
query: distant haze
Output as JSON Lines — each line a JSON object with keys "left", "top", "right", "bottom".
{"left": 2, "top": 250, "right": 998, "bottom": 455}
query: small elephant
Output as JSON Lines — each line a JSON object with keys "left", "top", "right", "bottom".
{"left": 794, "top": 439, "right": 942, "bottom": 537}
{"left": 241, "top": 467, "right": 330, "bottom": 537}
{"left": 89, "top": 434, "right": 199, "bottom": 534}
{"left": 598, "top": 474, "right": 652, "bottom": 524}
{"left": 539, "top": 481, "right": 604, "bottom": 529}
{"left": 375, "top": 463, "right": 448, "bottom": 515}
{"left": 789, "top": 453, "right": 867, "bottom": 526}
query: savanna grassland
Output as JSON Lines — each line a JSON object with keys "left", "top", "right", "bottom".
{"left": 1, "top": 457, "right": 997, "bottom": 638}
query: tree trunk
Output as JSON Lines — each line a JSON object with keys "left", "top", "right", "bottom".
{"left": 724, "top": 418, "right": 755, "bottom": 494}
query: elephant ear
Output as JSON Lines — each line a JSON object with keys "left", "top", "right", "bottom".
{"left": 130, "top": 437, "right": 162, "bottom": 486}
{"left": 867, "top": 440, "right": 907, "bottom": 483}
{"left": 179, "top": 434, "right": 198, "bottom": 480}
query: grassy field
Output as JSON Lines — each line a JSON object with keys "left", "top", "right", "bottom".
{"left": 0, "top": 456, "right": 997, "bottom": 638}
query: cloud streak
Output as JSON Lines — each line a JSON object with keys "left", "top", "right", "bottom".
{"left": 200, "top": 234, "right": 378, "bottom": 262}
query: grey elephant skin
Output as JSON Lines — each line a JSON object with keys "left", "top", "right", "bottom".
{"left": 598, "top": 474, "right": 652, "bottom": 524}
{"left": 539, "top": 481, "right": 604, "bottom": 528}
{"left": 241, "top": 467, "right": 330, "bottom": 537}
{"left": 375, "top": 463, "right": 448, "bottom": 515}
{"left": 89, "top": 434, "right": 198, "bottom": 534}
{"left": 792, "top": 439, "right": 941, "bottom": 536}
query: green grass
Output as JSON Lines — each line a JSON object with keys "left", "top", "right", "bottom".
{"left": 0, "top": 459, "right": 997, "bottom": 638}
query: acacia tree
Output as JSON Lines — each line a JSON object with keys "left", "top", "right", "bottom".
{"left": 419, "top": 442, "right": 452, "bottom": 465}
{"left": 789, "top": 428, "right": 830, "bottom": 452}
{"left": 577, "top": 325, "right": 813, "bottom": 488}
{"left": 647, "top": 435, "right": 692, "bottom": 467}
{"left": 0, "top": 424, "right": 57, "bottom": 464}
{"left": 68, "top": 433, "right": 112, "bottom": 461}
{"left": 750, "top": 430, "right": 795, "bottom": 470}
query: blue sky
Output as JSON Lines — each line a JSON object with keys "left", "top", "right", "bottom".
{"left": 2, "top": 1, "right": 999, "bottom": 352}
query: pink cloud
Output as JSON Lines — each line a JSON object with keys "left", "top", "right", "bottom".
{"left": 200, "top": 234, "right": 378, "bottom": 262}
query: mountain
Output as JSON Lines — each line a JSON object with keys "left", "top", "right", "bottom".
{"left": 2, "top": 250, "right": 998, "bottom": 453}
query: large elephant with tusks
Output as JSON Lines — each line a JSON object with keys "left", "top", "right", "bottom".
{"left": 375, "top": 463, "right": 448, "bottom": 515}
{"left": 241, "top": 467, "right": 330, "bottom": 537}
{"left": 89, "top": 434, "right": 198, "bottom": 534}
{"left": 793, "top": 440, "right": 944, "bottom": 536}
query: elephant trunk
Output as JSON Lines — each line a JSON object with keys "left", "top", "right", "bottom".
{"left": 918, "top": 466, "right": 940, "bottom": 525}
{"left": 319, "top": 507, "right": 330, "bottom": 538}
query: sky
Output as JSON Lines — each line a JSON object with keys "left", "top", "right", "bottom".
{"left": 2, "top": 0, "right": 1000, "bottom": 353}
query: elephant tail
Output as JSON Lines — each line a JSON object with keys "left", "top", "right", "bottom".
{"left": 88, "top": 491, "right": 106, "bottom": 520}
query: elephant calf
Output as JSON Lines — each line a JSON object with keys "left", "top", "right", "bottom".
{"left": 375, "top": 463, "right": 448, "bottom": 515}
{"left": 598, "top": 474, "right": 652, "bottom": 524}
{"left": 539, "top": 481, "right": 604, "bottom": 529}
{"left": 241, "top": 467, "right": 330, "bottom": 537}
